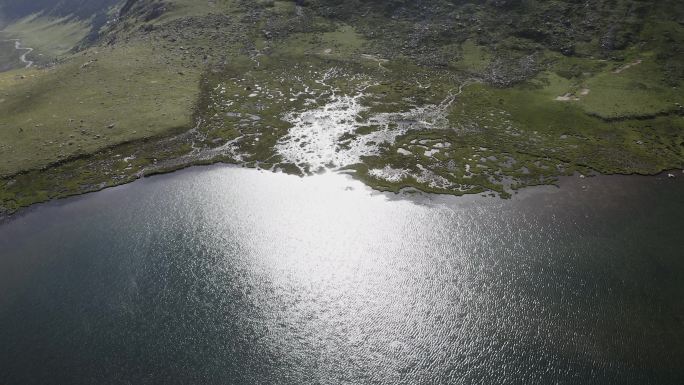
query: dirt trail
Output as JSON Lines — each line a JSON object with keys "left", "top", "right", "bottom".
{"left": 14, "top": 40, "right": 34, "bottom": 68}
{"left": 613, "top": 59, "right": 641, "bottom": 74}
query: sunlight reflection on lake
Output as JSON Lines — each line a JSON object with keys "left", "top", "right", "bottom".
{"left": 1, "top": 166, "right": 682, "bottom": 384}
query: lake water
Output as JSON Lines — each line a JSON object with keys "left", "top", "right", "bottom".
{"left": 1, "top": 166, "right": 683, "bottom": 384}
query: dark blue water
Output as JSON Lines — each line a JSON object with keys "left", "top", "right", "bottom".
{"left": 1, "top": 166, "right": 683, "bottom": 384}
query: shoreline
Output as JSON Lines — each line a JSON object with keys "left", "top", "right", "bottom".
{"left": 2, "top": 161, "right": 681, "bottom": 225}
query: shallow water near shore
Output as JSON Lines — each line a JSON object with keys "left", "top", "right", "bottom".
{"left": 1, "top": 165, "right": 683, "bottom": 384}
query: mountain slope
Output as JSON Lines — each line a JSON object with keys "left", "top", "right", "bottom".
{"left": 0, "top": 0, "right": 121, "bottom": 20}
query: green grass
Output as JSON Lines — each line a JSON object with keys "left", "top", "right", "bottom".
{"left": 578, "top": 58, "right": 681, "bottom": 119}
{"left": 0, "top": 42, "right": 201, "bottom": 176}
{"left": 451, "top": 39, "right": 492, "bottom": 73}
{"left": 448, "top": 74, "right": 683, "bottom": 173}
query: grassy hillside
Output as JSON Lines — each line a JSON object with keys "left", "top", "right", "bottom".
{"left": 0, "top": 43, "right": 200, "bottom": 176}
{"left": 0, "top": 0, "right": 682, "bottom": 215}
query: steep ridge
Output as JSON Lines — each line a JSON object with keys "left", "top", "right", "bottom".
{"left": 0, "top": 0, "right": 122, "bottom": 58}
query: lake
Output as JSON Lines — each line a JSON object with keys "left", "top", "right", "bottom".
{"left": 1, "top": 165, "right": 683, "bottom": 384}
